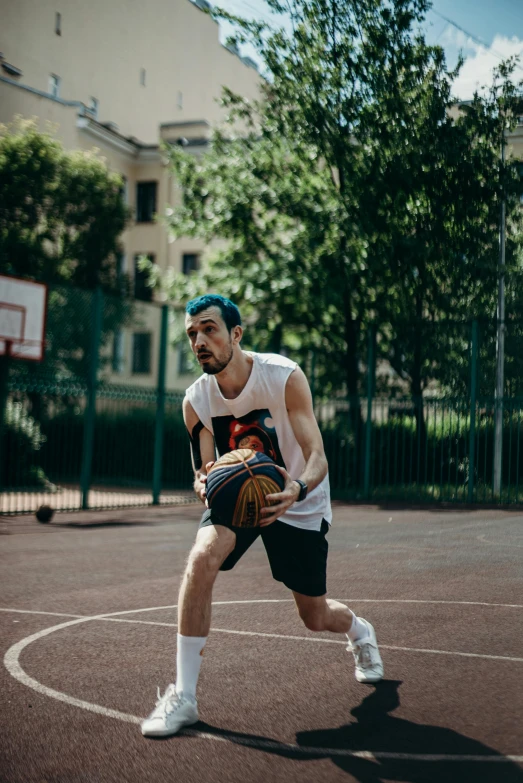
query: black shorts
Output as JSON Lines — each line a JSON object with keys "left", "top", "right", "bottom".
{"left": 199, "top": 510, "right": 329, "bottom": 597}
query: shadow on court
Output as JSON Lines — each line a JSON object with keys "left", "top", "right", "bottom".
{"left": 58, "top": 520, "right": 151, "bottom": 529}
{"left": 196, "top": 681, "right": 523, "bottom": 783}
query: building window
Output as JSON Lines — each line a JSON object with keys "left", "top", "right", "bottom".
{"left": 134, "top": 254, "right": 154, "bottom": 301}
{"left": 115, "top": 252, "right": 128, "bottom": 294}
{"left": 49, "top": 74, "right": 61, "bottom": 98}
{"left": 1, "top": 62, "right": 23, "bottom": 77}
{"left": 132, "top": 333, "right": 152, "bottom": 374}
{"left": 119, "top": 175, "right": 128, "bottom": 205}
{"left": 88, "top": 96, "right": 99, "bottom": 119}
{"left": 112, "top": 330, "right": 125, "bottom": 373}
{"left": 177, "top": 91, "right": 183, "bottom": 110}
{"left": 55, "top": 12, "right": 62, "bottom": 35}
{"left": 116, "top": 252, "right": 126, "bottom": 276}
{"left": 136, "top": 181, "right": 157, "bottom": 223}
{"left": 182, "top": 253, "right": 200, "bottom": 275}
{"left": 140, "top": 68, "right": 146, "bottom": 86}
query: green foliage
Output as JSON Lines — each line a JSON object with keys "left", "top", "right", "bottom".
{"left": 0, "top": 118, "right": 129, "bottom": 288}
{"left": 2, "top": 399, "right": 48, "bottom": 487}
{"left": 383, "top": 61, "right": 523, "bottom": 398}
{"left": 0, "top": 118, "right": 66, "bottom": 281}
{"left": 0, "top": 120, "right": 133, "bottom": 386}
{"left": 322, "top": 406, "right": 523, "bottom": 501}
{"left": 8, "top": 284, "right": 135, "bottom": 389}
{"left": 149, "top": 0, "right": 523, "bottom": 408}
{"left": 39, "top": 405, "right": 192, "bottom": 488}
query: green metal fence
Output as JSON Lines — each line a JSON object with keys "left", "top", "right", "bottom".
{"left": 1, "top": 284, "right": 195, "bottom": 514}
{"left": 2, "top": 282, "right": 523, "bottom": 514}
{"left": 319, "top": 394, "right": 523, "bottom": 504}
{"left": 317, "top": 317, "right": 523, "bottom": 505}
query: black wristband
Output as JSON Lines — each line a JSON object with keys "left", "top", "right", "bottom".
{"left": 295, "top": 479, "right": 308, "bottom": 502}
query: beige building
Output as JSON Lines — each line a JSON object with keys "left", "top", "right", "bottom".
{"left": 1, "top": 0, "right": 261, "bottom": 389}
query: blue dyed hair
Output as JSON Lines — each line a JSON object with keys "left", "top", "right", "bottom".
{"left": 185, "top": 294, "right": 242, "bottom": 332}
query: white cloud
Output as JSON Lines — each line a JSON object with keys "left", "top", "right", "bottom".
{"left": 441, "top": 28, "right": 523, "bottom": 100}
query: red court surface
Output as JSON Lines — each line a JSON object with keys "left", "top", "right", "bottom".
{"left": 1, "top": 502, "right": 523, "bottom": 783}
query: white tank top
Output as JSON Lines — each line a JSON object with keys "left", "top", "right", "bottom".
{"left": 185, "top": 351, "right": 332, "bottom": 531}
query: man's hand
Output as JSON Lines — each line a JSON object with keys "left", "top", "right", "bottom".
{"left": 195, "top": 461, "right": 215, "bottom": 506}
{"left": 259, "top": 465, "right": 300, "bottom": 527}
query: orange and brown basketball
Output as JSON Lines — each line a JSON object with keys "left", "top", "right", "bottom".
{"left": 206, "top": 448, "right": 285, "bottom": 528}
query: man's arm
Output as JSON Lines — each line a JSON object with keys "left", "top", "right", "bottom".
{"left": 182, "top": 397, "right": 216, "bottom": 503}
{"left": 260, "top": 366, "right": 328, "bottom": 526}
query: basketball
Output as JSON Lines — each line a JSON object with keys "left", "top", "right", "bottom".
{"left": 206, "top": 448, "right": 285, "bottom": 528}
{"left": 35, "top": 505, "right": 54, "bottom": 523}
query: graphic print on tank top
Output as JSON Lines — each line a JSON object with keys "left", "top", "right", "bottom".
{"left": 212, "top": 408, "right": 286, "bottom": 468}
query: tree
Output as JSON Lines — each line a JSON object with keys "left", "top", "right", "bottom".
{"left": 149, "top": 0, "right": 523, "bottom": 431}
{"left": 147, "top": 129, "right": 346, "bottom": 390}
{"left": 0, "top": 118, "right": 132, "bottom": 383}
{"left": 0, "top": 118, "right": 128, "bottom": 289}
{"left": 383, "top": 60, "right": 523, "bottom": 407}
{"left": 153, "top": 2, "right": 460, "bottom": 399}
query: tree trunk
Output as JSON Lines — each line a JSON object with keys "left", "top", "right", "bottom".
{"left": 343, "top": 289, "right": 363, "bottom": 489}
{"left": 411, "top": 293, "right": 427, "bottom": 480}
{"left": 267, "top": 322, "right": 282, "bottom": 354}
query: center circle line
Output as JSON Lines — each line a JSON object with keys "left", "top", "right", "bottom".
{"left": 3, "top": 599, "right": 523, "bottom": 763}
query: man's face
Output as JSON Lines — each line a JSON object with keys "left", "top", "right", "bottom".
{"left": 185, "top": 306, "right": 237, "bottom": 375}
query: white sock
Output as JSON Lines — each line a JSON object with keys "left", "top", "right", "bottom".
{"left": 175, "top": 633, "right": 207, "bottom": 700}
{"left": 346, "top": 613, "right": 369, "bottom": 643}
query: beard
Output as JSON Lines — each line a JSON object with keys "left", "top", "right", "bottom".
{"left": 198, "top": 342, "right": 233, "bottom": 375}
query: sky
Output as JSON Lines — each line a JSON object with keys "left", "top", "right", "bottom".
{"left": 217, "top": 0, "right": 523, "bottom": 100}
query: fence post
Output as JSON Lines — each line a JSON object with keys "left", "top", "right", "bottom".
{"left": 152, "top": 304, "right": 169, "bottom": 505}
{"left": 0, "top": 353, "right": 10, "bottom": 493}
{"left": 468, "top": 320, "right": 478, "bottom": 503}
{"left": 363, "top": 326, "right": 376, "bottom": 499}
{"left": 80, "top": 287, "right": 103, "bottom": 510}
{"left": 310, "top": 349, "right": 316, "bottom": 409}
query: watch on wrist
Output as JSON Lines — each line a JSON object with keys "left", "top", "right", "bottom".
{"left": 295, "top": 479, "right": 308, "bottom": 502}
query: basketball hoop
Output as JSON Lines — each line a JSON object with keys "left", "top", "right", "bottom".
{"left": 0, "top": 276, "right": 48, "bottom": 362}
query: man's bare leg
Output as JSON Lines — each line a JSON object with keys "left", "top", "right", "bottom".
{"left": 178, "top": 524, "right": 236, "bottom": 636}
{"left": 293, "top": 592, "right": 384, "bottom": 683}
{"left": 174, "top": 524, "right": 236, "bottom": 700}
{"left": 292, "top": 592, "right": 353, "bottom": 633}
{"left": 141, "top": 524, "right": 236, "bottom": 737}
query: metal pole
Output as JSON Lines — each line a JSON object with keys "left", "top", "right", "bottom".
{"left": 80, "top": 287, "right": 103, "bottom": 510}
{"left": 152, "top": 304, "right": 168, "bottom": 505}
{"left": 468, "top": 320, "right": 478, "bottom": 503}
{"left": 494, "top": 132, "right": 506, "bottom": 498}
{"left": 363, "top": 326, "right": 376, "bottom": 499}
{"left": 0, "top": 351, "right": 11, "bottom": 493}
{"left": 310, "top": 349, "right": 316, "bottom": 409}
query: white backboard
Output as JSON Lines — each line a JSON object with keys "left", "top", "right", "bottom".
{"left": 0, "top": 275, "right": 48, "bottom": 361}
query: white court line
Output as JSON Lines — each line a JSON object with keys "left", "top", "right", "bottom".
{"left": 477, "top": 534, "right": 523, "bottom": 549}
{"left": 2, "top": 607, "right": 522, "bottom": 663}
{"left": 103, "top": 597, "right": 523, "bottom": 611}
{"left": 3, "top": 601, "right": 523, "bottom": 764}
{"left": 0, "top": 608, "right": 83, "bottom": 619}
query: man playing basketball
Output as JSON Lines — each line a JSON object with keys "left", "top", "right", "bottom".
{"left": 141, "top": 294, "right": 383, "bottom": 737}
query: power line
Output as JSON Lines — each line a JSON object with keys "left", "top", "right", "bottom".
{"left": 220, "top": 0, "right": 277, "bottom": 26}
{"left": 222, "top": 1, "right": 523, "bottom": 79}
{"left": 430, "top": 9, "right": 523, "bottom": 75}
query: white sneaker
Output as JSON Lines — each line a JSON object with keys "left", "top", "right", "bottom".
{"left": 347, "top": 620, "right": 384, "bottom": 683}
{"left": 141, "top": 684, "right": 198, "bottom": 737}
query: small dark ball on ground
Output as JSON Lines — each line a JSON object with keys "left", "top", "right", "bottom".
{"left": 35, "top": 505, "right": 54, "bottom": 523}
